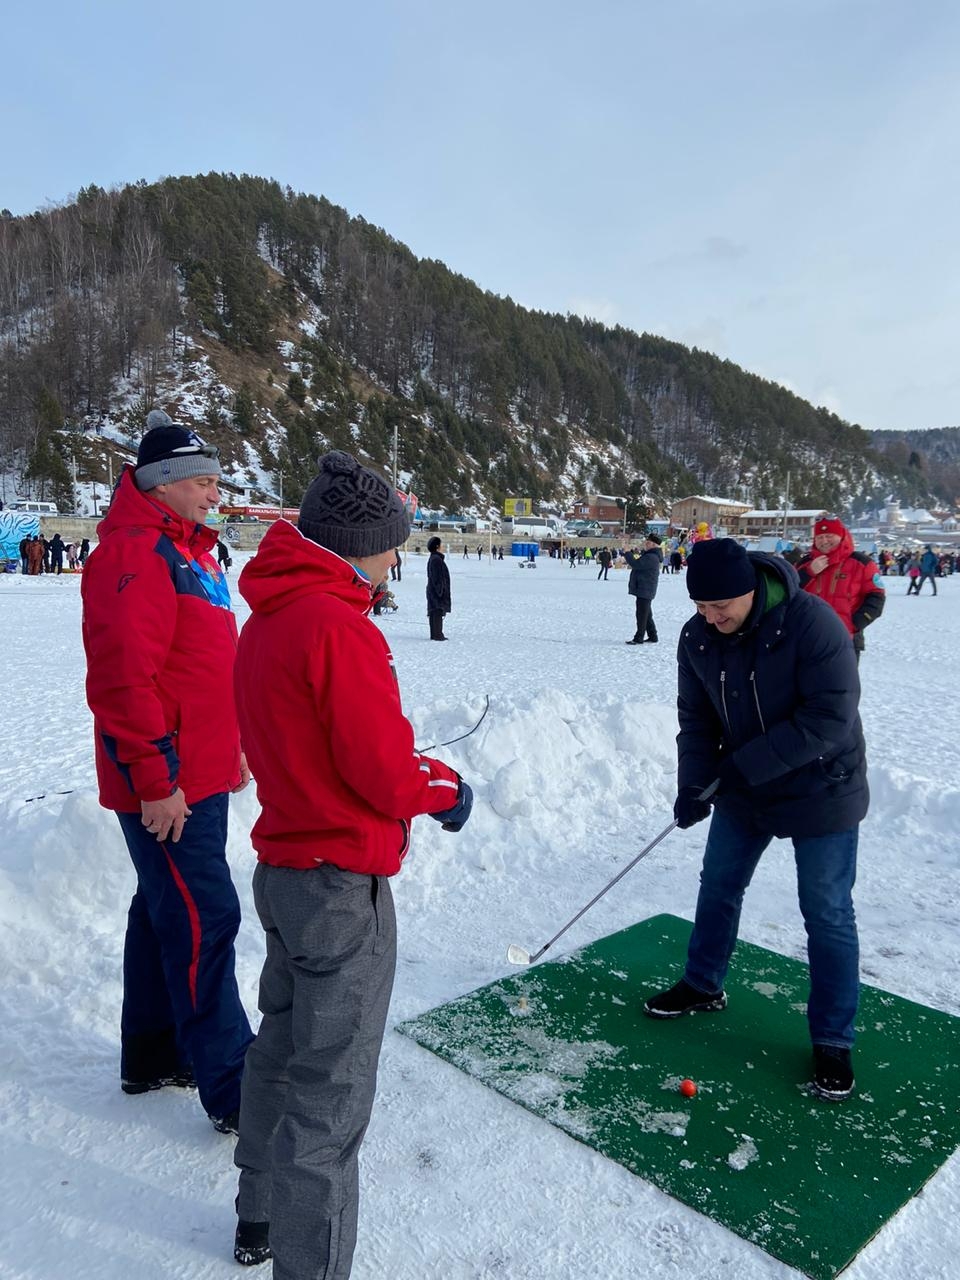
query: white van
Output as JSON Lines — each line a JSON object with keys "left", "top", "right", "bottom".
{"left": 12, "top": 500, "right": 59, "bottom": 516}
{"left": 507, "top": 516, "right": 560, "bottom": 540}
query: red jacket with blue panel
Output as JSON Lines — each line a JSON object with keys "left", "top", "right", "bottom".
{"left": 81, "top": 467, "right": 242, "bottom": 812}
{"left": 234, "top": 520, "right": 461, "bottom": 875}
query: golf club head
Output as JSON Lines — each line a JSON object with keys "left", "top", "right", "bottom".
{"left": 506, "top": 944, "right": 531, "bottom": 966}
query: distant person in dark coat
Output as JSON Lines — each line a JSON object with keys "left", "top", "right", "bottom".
{"left": 624, "top": 535, "right": 663, "bottom": 644}
{"left": 426, "top": 536, "right": 452, "bottom": 640}
{"left": 79, "top": 538, "right": 90, "bottom": 566}
{"left": 390, "top": 549, "right": 402, "bottom": 581}
{"left": 19, "top": 536, "right": 30, "bottom": 574}
{"left": 216, "top": 539, "right": 232, "bottom": 571}
{"left": 49, "top": 533, "right": 65, "bottom": 574}
{"left": 597, "top": 548, "right": 613, "bottom": 581}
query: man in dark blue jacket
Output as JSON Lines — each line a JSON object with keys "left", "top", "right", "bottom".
{"left": 916, "top": 545, "right": 939, "bottom": 596}
{"left": 624, "top": 534, "right": 663, "bottom": 644}
{"left": 644, "top": 539, "right": 868, "bottom": 1101}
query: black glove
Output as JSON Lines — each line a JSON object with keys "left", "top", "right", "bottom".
{"left": 431, "top": 779, "right": 474, "bottom": 832}
{"left": 716, "top": 756, "right": 745, "bottom": 794}
{"left": 673, "top": 786, "right": 713, "bottom": 830}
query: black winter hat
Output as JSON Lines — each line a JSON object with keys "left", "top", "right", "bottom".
{"left": 427, "top": 536, "right": 442, "bottom": 552}
{"left": 685, "top": 538, "right": 756, "bottom": 601}
{"left": 645, "top": 533, "right": 662, "bottom": 545}
{"left": 298, "top": 451, "right": 410, "bottom": 558}
{"left": 135, "top": 410, "right": 220, "bottom": 491}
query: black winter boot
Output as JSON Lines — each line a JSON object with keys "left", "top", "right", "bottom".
{"left": 121, "top": 1027, "right": 193, "bottom": 1094}
{"left": 235, "top": 1219, "right": 271, "bottom": 1266}
{"left": 210, "top": 1109, "right": 240, "bottom": 1136}
{"left": 121, "top": 1068, "right": 196, "bottom": 1095}
{"left": 811, "top": 1045, "right": 855, "bottom": 1100}
{"left": 643, "top": 978, "right": 727, "bottom": 1019}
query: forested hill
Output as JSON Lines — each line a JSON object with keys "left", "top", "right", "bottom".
{"left": 0, "top": 173, "right": 941, "bottom": 514}
{"left": 869, "top": 427, "right": 960, "bottom": 509}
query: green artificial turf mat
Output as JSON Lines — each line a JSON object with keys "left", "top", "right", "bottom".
{"left": 397, "top": 914, "right": 960, "bottom": 1278}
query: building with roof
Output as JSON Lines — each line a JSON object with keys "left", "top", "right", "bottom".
{"left": 735, "top": 509, "right": 827, "bottom": 541}
{"left": 669, "top": 495, "right": 752, "bottom": 534}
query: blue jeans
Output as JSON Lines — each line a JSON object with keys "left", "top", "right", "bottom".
{"left": 684, "top": 806, "right": 860, "bottom": 1047}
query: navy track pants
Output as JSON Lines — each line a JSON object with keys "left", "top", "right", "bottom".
{"left": 116, "top": 792, "right": 253, "bottom": 1120}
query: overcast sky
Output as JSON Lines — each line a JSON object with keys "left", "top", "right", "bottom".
{"left": 4, "top": 0, "right": 957, "bottom": 431}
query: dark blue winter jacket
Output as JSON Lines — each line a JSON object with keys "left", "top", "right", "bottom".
{"left": 677, "top": 552, "right": 868, "bottom": 837}
{"left": 625, "top": 547, "right": 662, "bottom": 599}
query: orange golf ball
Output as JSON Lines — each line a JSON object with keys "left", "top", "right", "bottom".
{"left": 679, "top": 1078, "right": 697, "bottom": 1097}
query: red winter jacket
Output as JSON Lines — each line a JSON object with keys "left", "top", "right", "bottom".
{"left": 81, "top": 468, "right": 242, "bottom": 811}
{"left": 796, "top": 527, "right": 885, "bottom": 648}
{"left": 235, "top": 521, "right": 461, "bottom": 874}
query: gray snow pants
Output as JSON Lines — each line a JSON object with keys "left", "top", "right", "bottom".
{"left": 235, "top": 861, "right": 397, "bottom": 1280}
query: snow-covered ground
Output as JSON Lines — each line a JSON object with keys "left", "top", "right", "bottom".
{"left": 1, "top": 552, "right": 958, "bottom": 1280}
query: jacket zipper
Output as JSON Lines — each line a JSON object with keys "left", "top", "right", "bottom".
{"left": 750, "top": 671, "right": 766, "bottom": 734}
{"left": 720, "top": 670, "right": 731, "bottom": 732}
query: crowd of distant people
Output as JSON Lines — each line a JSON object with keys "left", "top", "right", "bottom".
{"left": 16, "top": 533, "right": 89, "bottom": 575}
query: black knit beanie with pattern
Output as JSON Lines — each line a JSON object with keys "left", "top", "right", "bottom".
{"left": 297, "top": 451, "right": 410, "bottom": 558}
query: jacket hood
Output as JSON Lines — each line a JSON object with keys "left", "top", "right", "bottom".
{"left": 747, "top": 550, "right": 800, "bottom": 600}
{"left": 811, "top": 526, "right": 854, "bottom": 565}
{"left": 238, "top": 519, "right": 374, "bottom": 616}
{"left": 97, "top": 466, "right": 218, "bottom": 554}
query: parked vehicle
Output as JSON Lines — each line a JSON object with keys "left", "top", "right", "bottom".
{"left": 507, "top": 516, "right": 562, "bottom": 540}
{"left": 12, "top": 500, "right": 59, "bottom": 516}
{"left": 427, "top": 518, "right": 469, "bottom": 532}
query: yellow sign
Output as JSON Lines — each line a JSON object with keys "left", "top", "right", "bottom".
{"left": 503, "top": 497, "right": 532, "bottom": 517}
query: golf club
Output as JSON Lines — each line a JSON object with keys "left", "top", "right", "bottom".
{"left": 506, "top": 779, "right": 720, "bottom": 966}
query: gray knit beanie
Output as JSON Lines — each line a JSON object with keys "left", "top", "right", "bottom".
{"left": 135, "top": 410, "right": 220, "bottom": 491}
{"left": 298, "top": 451, "right": 410, "bottom": 558}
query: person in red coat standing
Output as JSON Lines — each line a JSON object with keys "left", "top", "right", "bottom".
{"left": 796, "top": 517, "right": 885, "bottom": 661}
{"left": 81, "top": 410, "right": 253, "bottom": 1131}
{"left": 231, "top": 451, "right": 474, "bottom": 1276}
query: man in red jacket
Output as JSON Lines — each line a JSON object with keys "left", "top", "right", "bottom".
{"left": 81, "top": 410, "right": 253, "bottom": 1132}
{"left": 232, "top": 451, "right": 473, "bottom": 1276}
{"left": 796, "top": 517, "right": 885, "bottom": 661}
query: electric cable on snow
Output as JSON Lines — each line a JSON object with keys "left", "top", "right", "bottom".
{"left": 416, "top": 694, "right": 490, "bottom": 753}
